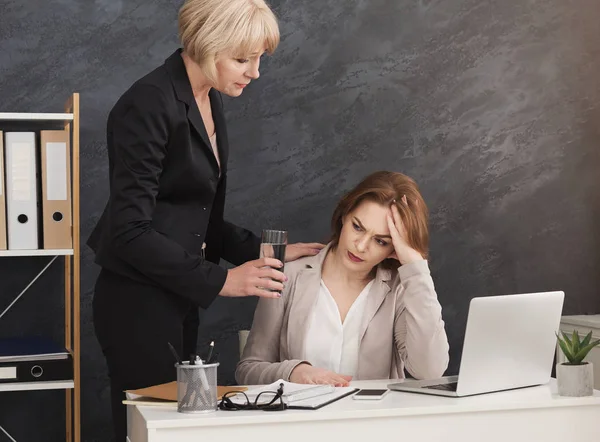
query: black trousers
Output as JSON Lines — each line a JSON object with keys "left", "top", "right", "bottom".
{"left": 93, "top": 269, "right": 199, "bottom": 441}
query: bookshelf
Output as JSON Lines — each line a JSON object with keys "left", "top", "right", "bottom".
{"left": 0, "top": 94, "right": 80, "bottom": 442}
{"left": 0, "top": 113, "right": 75, "bottom": 121}
{"left": 0, "top": 380, "right": 75, "bottom": 392}
{"left": 0, "top": 249, "right": 74, "bottom": 257}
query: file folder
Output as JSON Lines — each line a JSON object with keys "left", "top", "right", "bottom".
{"left": 0, "top": 131, "right": 7, "bottom": 250}
{"left": 0, "top": 336, "right": 72, "bottom": 384}
{"left": 40, "top": 130, "right": 72, "bottom": 249}
{"left": 5, "top": 131, "right": 40, "bottom": 250}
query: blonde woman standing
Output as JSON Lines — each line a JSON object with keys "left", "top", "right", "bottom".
{"left": 88, "top": 1, "right": 323, "bottom": 439}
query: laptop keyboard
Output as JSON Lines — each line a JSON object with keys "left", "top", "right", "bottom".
{"left": 423, "top": 382, "right": 458, "bottom": 391}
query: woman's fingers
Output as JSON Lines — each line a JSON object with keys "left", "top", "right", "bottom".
{"left": 258, "top": 277, "right": 284, "bottom": 292}
{"left": 332, "top": 375, "right": 350, "bottom": 386}
{"left": 254, "top": 288, "right": 282, "bottom": 299}
{"left": 390, "top": 204, "right": 407, "bottom": 238}
{"left": 302, "top": 242, "right": 326, "bottom": 250}
{"left": 337, "top": 373, "right": 352, "bottom": 384}
{"left": 257, "top": 266, "right": 286, "bottom": 282}
{"left": 387, "top": 212, "right": 402, "bottom": 244}
{"left": 255, "top": 257, "right": 284, "bottom": 270}
{"left": 319, "top": 372, "right": 351, "bottom": 386}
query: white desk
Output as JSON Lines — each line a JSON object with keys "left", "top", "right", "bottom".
{"left": 127, "top": 379, "right": 600, "bottom": 442}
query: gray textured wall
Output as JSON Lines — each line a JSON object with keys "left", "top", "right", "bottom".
{"left": 1, "top": 0, "right": 599, "bottom": 440}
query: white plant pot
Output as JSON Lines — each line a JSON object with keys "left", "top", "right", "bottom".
{"left": 556, "top": 362, "right": 594, "bottom": 397}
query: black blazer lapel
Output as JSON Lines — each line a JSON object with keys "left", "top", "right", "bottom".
{"left": 165, "top": 49, "right": 222, "bottom": 174}
{"left": 210, "top": 89, "right": 229, "bottom": 173}
{"left": 187, "top": 102, "right": 211, "bottom": 150}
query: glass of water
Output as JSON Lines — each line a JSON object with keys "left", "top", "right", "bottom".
{"left": 260, "top": 230, "right": 288, "bottom": 274}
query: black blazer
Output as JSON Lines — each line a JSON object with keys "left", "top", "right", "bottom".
{"left": 87, "top": 49, "right": 260, "bottom": 308}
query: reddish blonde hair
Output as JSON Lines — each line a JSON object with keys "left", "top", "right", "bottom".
{"left": 330, "top": 171, "right": 429, "bottom": 269}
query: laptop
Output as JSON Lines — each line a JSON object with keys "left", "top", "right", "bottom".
{"left": 388, "top": 291, "right": 565, "bottom": 397}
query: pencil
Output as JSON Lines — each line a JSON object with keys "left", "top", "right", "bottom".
{"left": 206, "top": 341, "right": 214, "bottom": 363}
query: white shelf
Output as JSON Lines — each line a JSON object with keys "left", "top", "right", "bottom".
{"left": 0, "top": 380, "right": 74, "bottom": 392}
{"left": 0, "top": 249, "right": 73, "bottom": 257}
{"left": 0, "top": 112, "right": 74, "bottom": 121}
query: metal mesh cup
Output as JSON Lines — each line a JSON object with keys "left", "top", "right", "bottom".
{"left": 175, "top": 361, "right": 220, "bottom": 413}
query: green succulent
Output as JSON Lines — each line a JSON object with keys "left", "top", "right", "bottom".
{"left": 556, "top": 330, "right": 600, "bottom": 365}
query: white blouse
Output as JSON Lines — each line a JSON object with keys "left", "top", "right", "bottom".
{"left": 303, "top": 279, "right": 374, "bottom": 377}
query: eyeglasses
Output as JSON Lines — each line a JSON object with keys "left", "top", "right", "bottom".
{"left": 218, "top": 383, "right": 287, "bottom": 412}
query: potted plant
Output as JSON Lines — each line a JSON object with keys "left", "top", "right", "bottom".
{"left": 556, "top": 330, "right": 600, "bottom": 396}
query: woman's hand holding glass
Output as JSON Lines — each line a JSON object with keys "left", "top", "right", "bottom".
{"left": 219, "top": 258, "right": 286, "bottom": 299}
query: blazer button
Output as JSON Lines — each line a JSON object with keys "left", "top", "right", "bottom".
{"left": 203, "top": 207, "right": 206, "bottom": 211}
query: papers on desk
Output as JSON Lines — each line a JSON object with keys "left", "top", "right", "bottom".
{"left": 233, "top": 379, "right": 359, "bottom": 410}
{"left": 123, "top": 381, "right": 247, "bottom": 407}
{"left": 242, "top": 379, "right": 333, "bottom": 402}
{"left": 123, "top": 379, "right": 358, "bottom": 410}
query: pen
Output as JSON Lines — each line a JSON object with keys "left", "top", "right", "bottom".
{"left": 193, "top": 354, "right": 210, "bottom": 392}
{"left": 170, "top": 343, "right": 195, "bottom": 409}
{"left": 168, "top": 342, "right": 183, "bottom": 365}
{"left": 206, "top": 341, "right": 214, "bottom": 364}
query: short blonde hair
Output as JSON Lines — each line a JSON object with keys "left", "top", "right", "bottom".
{"left": 178, "top": 0, "right": 280, "bottom": 84}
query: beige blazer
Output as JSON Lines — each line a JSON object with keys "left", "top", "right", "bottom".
{"left": 235, "top": 244, "right": 449, "bottom": 385}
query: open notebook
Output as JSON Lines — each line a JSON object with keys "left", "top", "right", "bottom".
{"left": 232, "top": 379, "right": 358, "bottom": 410}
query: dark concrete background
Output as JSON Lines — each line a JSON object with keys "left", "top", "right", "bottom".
{"left": 1, "top": 0, "right": 599, "bottom": 440}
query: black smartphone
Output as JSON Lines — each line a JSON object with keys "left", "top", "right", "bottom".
{"left": 352, "top": 389, "right": 389, "bottom": 400}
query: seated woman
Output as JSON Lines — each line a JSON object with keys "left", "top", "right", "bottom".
{"left": 236, "top": 171, "right": 449, "bottom": 386}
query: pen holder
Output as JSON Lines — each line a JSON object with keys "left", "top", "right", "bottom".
{"left": 175, "top": 361, "right": 220, "bottom": 413}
